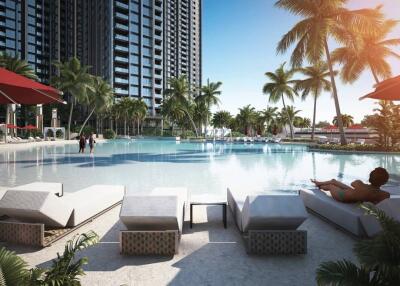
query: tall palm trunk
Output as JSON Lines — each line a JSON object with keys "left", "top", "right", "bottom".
{"left": 124, "top": 119, "right": 127, "bottom": 136}
{"left": 311, "top": 93, "right": 317, "bottom": 141}
{"left": 137, "top": 120, "right": 140, "bottom": 135}
{"left": 78, "top": 107, "right": 95, "bottom": 136}
{"left": 370, "top": 65, "right": 381, "bottom": 84}
{"left": 185, "top": 111, "right": 198, "bottom": 137}
{"left": 281, "top": 94, "right": 294, "bottom": 139}
{"left": 324, "top": 39, "right": 346, "bottom": 145}
{"left": 67, "top": 102, "right": 74, "bottom": 140}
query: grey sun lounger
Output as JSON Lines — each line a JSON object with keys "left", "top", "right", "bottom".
{"left": 227, "top": 188, "right": 308, "bottom": 255}
{"left": 0, "top": 183, "right": 125, "bottom": 247}
{"left": 119, "top": 187, "right": 187, "bottom": 256}
{"left": 300, "top": 188, "right": 400, "bottom": 237}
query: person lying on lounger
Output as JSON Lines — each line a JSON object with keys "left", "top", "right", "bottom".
{"left": 311, "top": 167, "right": 390, "bottom": 204}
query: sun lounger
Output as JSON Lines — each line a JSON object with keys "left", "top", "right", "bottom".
{"left": 35, "top": 136, "right": 43, "bottom": 141}
{"left": 0, "top": 184, "right": 125, "bottom": 247}
{"left": 300, "top": 188, "right": 400, "bottom": 237}
{"left": 227, "top": 188, "right": 308, "bottom": 255}
{"left": 119, "top": 187, "right": 187, "bottom": 256}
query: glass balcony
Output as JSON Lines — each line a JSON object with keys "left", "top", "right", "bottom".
{"left": 115, "top": 45, "right": 129, "bottom": 52}
{"left": 115, "top": 12, "right": 129, "bottom": 20}
{"left": 115, "top": 78, "right": 129, "bottom": 84}
{"left": 115, "top": 1, "right": 129, "bottom": 9}
{"left": 115, "top": 67, "right": 129, "bottom": 73}
{"left": 115, "top": 23, "right": 129, "bottom": 31}
{"left": 115, "top": 56, "right": 128, "bottom": 63}
{"left": 115, "top": 34, "right": 129, "bottom": 42}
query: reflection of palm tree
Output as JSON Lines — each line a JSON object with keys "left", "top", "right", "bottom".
{"left": 327, "top": 154, "right": 363, "bottom": 180}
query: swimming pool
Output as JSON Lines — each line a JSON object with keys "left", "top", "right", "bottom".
{"left": 0, "top": 139, "right": 399, "bottom": 197}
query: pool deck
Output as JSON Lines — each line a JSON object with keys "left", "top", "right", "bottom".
{"left": 4, "top": 205, "right": 357, "bottom": 286}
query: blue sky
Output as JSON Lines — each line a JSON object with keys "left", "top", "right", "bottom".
{"left": 202, "top": 0, "right": 400, "bottom": 123}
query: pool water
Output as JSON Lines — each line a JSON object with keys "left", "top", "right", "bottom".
{"left": 0, "top": 139, "right": 399, "bottom": 197}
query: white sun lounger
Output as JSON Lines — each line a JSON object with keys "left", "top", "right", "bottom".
{"left": 119, "top": 187, "right": 187, "bottom": 256}
{"left": 0, "top": 184, "right": 125, "bottom": 247}
{"left": 227, "top": 188, "right": 308, "bottom": 255}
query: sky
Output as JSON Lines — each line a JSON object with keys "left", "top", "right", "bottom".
{"left": 202, "top": 0, "right": 400, "bottom": 123}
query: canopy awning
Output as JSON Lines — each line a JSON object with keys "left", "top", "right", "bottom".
{"left": 360, "top": 75, "right": 400, "bottom": 101}
{"left": 0, "top": 68, "right": 65, "bottom": 105}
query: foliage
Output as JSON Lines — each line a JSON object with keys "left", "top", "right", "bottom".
{"left": 293, "top": 117, "right": 311, "bottom": 128}
{"left": 52, "top": 57, "right": 93, "bottom": 140}
{"left": 55, "top": 129, "right": 64, "bottom": 139}
{"left": 103, "top": 129, "right": 116, "bottom": 139}
{"left": 316, "top": 204, "right": 400, "bottom": 285}
{"left": 311, "top": 144, "right": 400, "bottom": 153}
{"left": 333, "top": 114, "right": 354, "bottom": 128}
{"left": 211, "top": 111, "right": 232, "bottom": 129}
{"left": 361, "top": 101, "right": 400, "bottom": 149}
{"left": 263, "top": 62, "right": 298, "bottom": 138}
{"left": 0, "top": 232, "right": 99, "bottom": 286}
{"left": 73, "top": 125, "right": 94, "bottom": 136}
{"left": 231, "top": 131, "right": 246, "bottom": 138}
{"left": 316, "top": 121, "right": 331, "bottom": 128}
{"left": 46, "top": 129, "right": 54, "bottom": 138}
{"left": 332, "top": 18, "right": 400, "bottom": 83}
{"left": 236, "top": 105, "right": 257, "bottom": 136}
{"left": 0, "top": 52, "right": 38, "bottom": 80}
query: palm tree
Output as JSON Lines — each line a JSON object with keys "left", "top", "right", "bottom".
{"left": 332, "top": 19, "right": 400, "bottom": 84}
{"left": 161, "top": 96, "right": 186, "bottom": 135}
{"left": 52, "top": 57, "right": 93, "bottom": 139}
{"left": 333, "top": 114, "right": 354, "bottom": 128}
{"left": 0, "top": 52, "right": 38, "bottom": 80}
{"left": 260, "top": 107, "right": 279, "bottom": 134}
{"left": 164, "top": 76, "right": 198, "bottom": 137}
{"left": 275, "top": 0, "right": 383, "bottom": 145}
{"left": 117, "top": 97, "right": 133, "bottom": 136}
{"left": 263, "top": 63, "right": 298, "bottom": 139}
{"left": 236, "top": 105, "right": 257, "bottom": 136}
{"left": 295, "top": 62, "right": 333, "bottom": 140}
{"left": 212, "top": 111, "right": 233, "bottom": 129}
{"left": 131, "top": 99, "right": 148, "bottom": 135}
{"left": 196, "top": 79, "right": 222, "bottom": 134}
{"left": 192, "top": 101, "right": 210, "bottom": 135}
{"left": 279, "top": 105, "right": 301, "bottom": 136}
{"left": 316, "top": 204, "right": 400, "bottom": 286}
{"left": 78, "top": 77, "right": 114, "bottom": 136}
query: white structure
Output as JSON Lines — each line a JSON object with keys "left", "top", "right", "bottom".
{"left": 44, "top": 127, "right": 65, "bottom": 140}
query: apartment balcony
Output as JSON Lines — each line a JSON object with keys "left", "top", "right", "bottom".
{"left": 114, "top": 88, "right": 129, "bottom": 95}
{"left": 115, "top": 23, "right": 129, "bottom": 32}
{"left": 115, "top": 45, "right": 129, "bottom": 53}
{"left": 115, "top": 12, "right": 129, "bottom": 21}
{"left": 114, "top": 56, "right": 129, "bottom": 63}
{"left": 115, "top": 34, "right": 129, "bottom": 42}
{"left": 114, "top": 67, "right": 129, "bottom": 74}
{"left": 115, "top": 1, "right": 129, "bottom": 10}
{"left": 114, "top": 77, "right": 129, "bottom": 84}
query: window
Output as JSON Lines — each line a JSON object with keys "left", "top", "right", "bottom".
{"left": 143, "top": 56, "right": 152, "bottom": 66}
{"left": 143, "top": 67, "right": 152, "bottom": 76}
{"left": 131, "top": 23, "right": 139, "bottom": 33}
{"left": 143, "top": 36, "right": 151, "bottom": 46}
{"left": 130, "top": 86, "right": 139, "bottom": 95}
{"left": 142, "top": 87, "right": 152, "bottom": 96}
{"left": 130, "top": 54, "right": 139, "bottom": 64}
{"left": 143, "top": 46, "right": 152, "bottom": 56}
{"left": 131, "top": 13, "right": 139, "bottom": 23}
{"left": 131, "top": 44, "right": 139, "bottom": 54}
{"left": 143, "top": 7, "right": 151, "bottom": 16}
{"left": 129, "top": 33, "right": 139, "bottom": 43}
{"left": 143, "top": 26, "right": 151, "bottom": 37}
{"left": 130, "top": 64, "right": 139, "bottom": 74}
{"left": 131, "top": 3, "right": 139, "bottom": 12}
{"left": 143, "top": 77, "right": 152, "bottom": 86}
{"left": 143, "top": 16, "right": 151, "bottom": 26}
{"left": 131, "top": 75, "right": 139, "bottom": 85}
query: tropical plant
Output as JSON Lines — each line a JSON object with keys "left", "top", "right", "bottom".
{"left": 332, "top": 19, "right": 400, "bottom": 84}
{"left": 296, "top": 62, "right": 333, "bottom": 140}
{"left": 0, "top": 231, "right": 99, "bottom": 285}
{"left": 279, "top": 106, "right": 301, "bottom": 136}
{"left": 294, "top": 117, "right": 311, "bottom": 129}
{"left": 361, "top": 101, "right": 400, "bottom": 149}
{"left": 131, "top": 99, "right": 148, "bottom": 135}
{"left": 275, "top": 0, "right": 383, "bottom": 145}
{"left": 78, "top": 76, "right": 114, "bottom": 136}
{"left": 103, "top": 129, "right": 116, "bottom": 139}
{"left": 192, "top": 101, "right": 210, "bottom": 135}
{"left": 212, "top": 111, "right": 233, "bottom": 129}
{"left": 0, "top": 52, "right": 38, "bottom": 80}
{"left": 52, "top": 57, "right": 93, "bottom": 140}
{"left": 263, "top": 63, "right": 298, "bottom": 139}
{"left": 161, "top": 95, "right": 186, "bottom": 135}
{"left": 316, "top": 121, "right": 331, "bottom": 128}
{"left": 164, "top": 76, "right": 198, "bottom": 137}
{"left": 196, "top": 79, "right": 222, "bottom": 133}
{"left": 316, "top": 204, "right": 400, "bottom": 286}
{"left": 236, "top": 105, "right": 257, "bottom": 136}
{"left": 259, "top": 107, "right": 279, "bottom": 135}
{"left": 333, "top": 114, "right": 354, "bottom": 128}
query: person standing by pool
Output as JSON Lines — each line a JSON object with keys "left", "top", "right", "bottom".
{"left": 89, "top": 133, "right": 96, "bottom": 154}
{"left": 79, "top": 134, "right": 86, "bottom": 153}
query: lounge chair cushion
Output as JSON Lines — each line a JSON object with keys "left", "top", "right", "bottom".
{"left": 360, "top": 198, "right": 400, "bottom": 237}
{"left": 9, "top": 182, "right": 63, "bottom": 195}
{"left": 63, "top": 185, "right": 125, "bottom": 227}
{"left": 120, "top": 196, "right": 182, "bottom": 232}
{"left": 0, "top": 190, "right": 73, "bottom": 228}
{"left": 300, "top": 188, "right": 365, "bottom": 236}
{"left": 228, "top": 188, "right": 308, "bottom": 232}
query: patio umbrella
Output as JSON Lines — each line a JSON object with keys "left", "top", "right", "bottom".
{"left": 360, "top": 75, "right": 400, "bottom": 101}
{"left": 0, "top": 68, "right": 64, "bottom": 105}
{"left": 6, "top": 124, "right": 18, "bottom": 129}
{"left": 22, "top": 124, "right": 38, "bottom": 130}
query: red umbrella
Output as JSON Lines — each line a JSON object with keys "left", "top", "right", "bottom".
{"left": 360, "top": 75, "right": 400, "bottom": 101}
{"left": 23, "top": 125, "right": 38, "bottom": 130}
{"left": 323, "top": 125, "right": 338, "bottom": 130}
{"left": 0, "top": 68, "right": 65, "bottom": 105}
{"left": 347, "top": 124, "right": 365, "bottom": 130}
{"left": 6, "top": 124, "right": 19, "bottom": 129}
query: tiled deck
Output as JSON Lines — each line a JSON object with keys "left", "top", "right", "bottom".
{"left": 4, "top": 205, "right": 356, "bottom": 286}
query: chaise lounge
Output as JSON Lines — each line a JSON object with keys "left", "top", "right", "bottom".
{"left": 299, "top": 188, "right": 400, "bottom": 237}
{"left": 227, "top": 188, "right": 308, "bottom": 255}
{"left": 0, "top": 182, "right": 125, "bottom": 247}
{"left": 119, "top": 187, "right": 187, "bottom": 256}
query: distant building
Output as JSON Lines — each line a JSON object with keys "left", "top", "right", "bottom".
{"left": 0, "top": 0, "right": 202, "bottom": 117}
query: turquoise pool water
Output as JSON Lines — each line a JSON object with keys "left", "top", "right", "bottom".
{"left": 0, "top": 140, "right": 399, "bottom": 197}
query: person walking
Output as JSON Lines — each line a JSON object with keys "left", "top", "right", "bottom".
{"left": 89, "top": 133, "right": 96, "bottom": 154}
{"left": 79, "top": 134, "right": 86, "bottom": 153}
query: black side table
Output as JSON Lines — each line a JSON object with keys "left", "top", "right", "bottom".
{"left": 190, "top": 201, "right": 227, "bottom": 228}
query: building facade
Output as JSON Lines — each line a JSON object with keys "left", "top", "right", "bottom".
{"left": 0, "top": 0, "right": 202, "bottom": 117}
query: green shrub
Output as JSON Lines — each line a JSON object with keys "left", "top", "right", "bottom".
{"left": 231, "top": 131, "right": 245, "bottom": 137}
{"left": 311, "top": 144, "right": 400, "bottom": 153}
{"left": 73, "top": 125, "right": 94, "bottom": 136}
{"left": 55, "top": 129, "right": 64, "bottom": 139}
{"left": 103, "top": 129, "right": 116, "bottom": 139}
{"left": 46, "top": 129, "right": 54, "bottom": 138}
{"left": 141, "top": 127, "right": 160, "bottom": 136}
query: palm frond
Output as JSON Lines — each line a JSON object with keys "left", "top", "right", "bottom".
{"left": 316, "top": 260, "right": 371, "bottom": 286}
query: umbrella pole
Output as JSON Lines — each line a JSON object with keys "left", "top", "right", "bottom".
{"left": 4, "top": 104, "right": 8, "bottom": 143}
